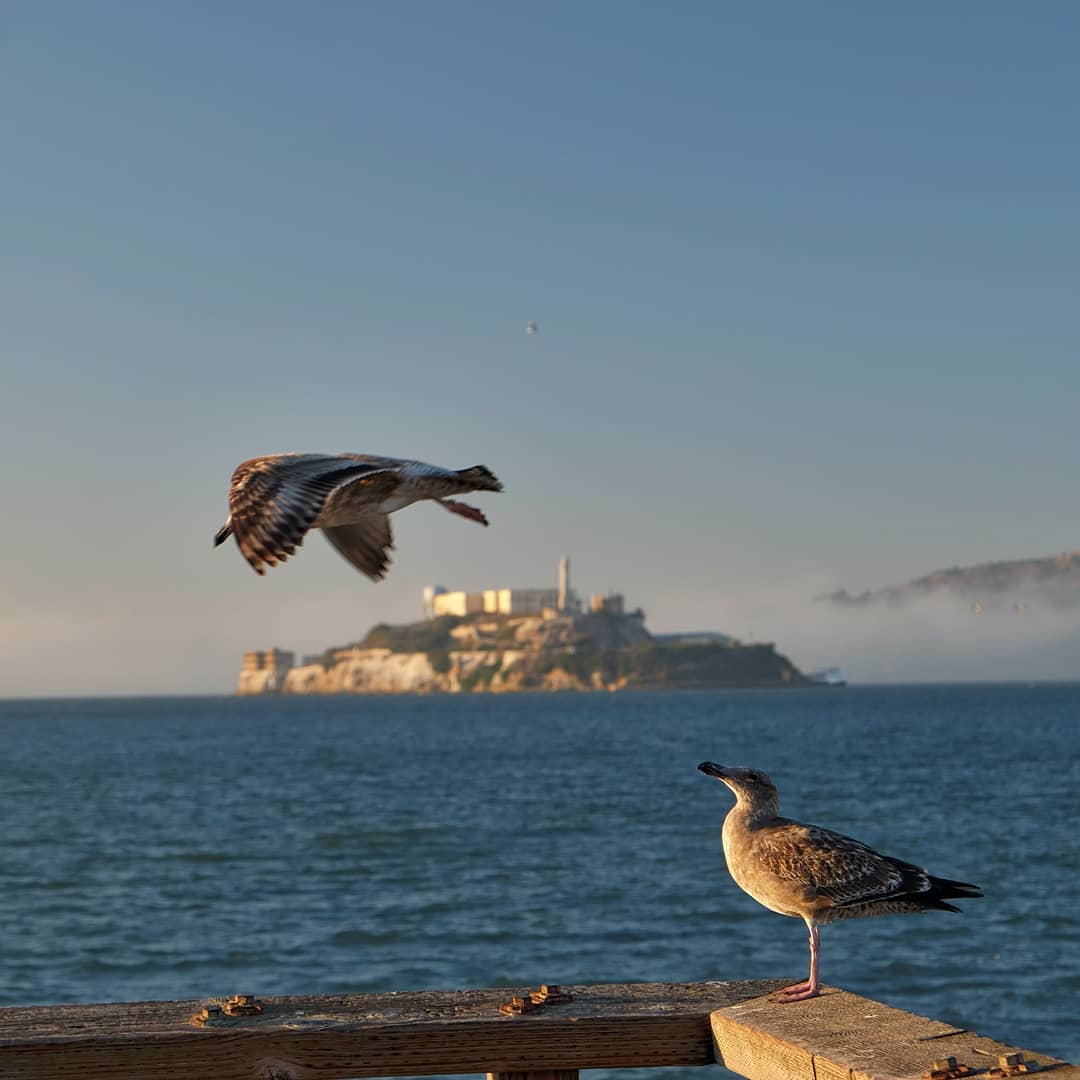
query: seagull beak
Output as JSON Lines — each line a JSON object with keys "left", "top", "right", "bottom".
{"left": 697, "top": 761, "right": 733, "bottom": 781}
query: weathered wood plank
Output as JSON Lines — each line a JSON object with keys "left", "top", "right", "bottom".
{"left": 487, "top": 1071, "right": 579, "bottom": 1080}
{"left": 711, "top": 986, "right": 1077, "bottom": 1080}
{"left": 0, "top": 980, "right": 784, "bottom": 1080}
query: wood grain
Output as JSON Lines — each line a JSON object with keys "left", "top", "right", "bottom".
{"left": 711, "top": 986, "right": 1077, "bottom": 1080}
{"left": 0, "top": 980, "right": 784, "bottom": 1080}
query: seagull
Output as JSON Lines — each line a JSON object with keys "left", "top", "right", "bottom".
{"left": 214, "top": 453, "right": 503, "bottom": 580}
{"left": 697, "top": 763, "right": 981, "bottom": 1003}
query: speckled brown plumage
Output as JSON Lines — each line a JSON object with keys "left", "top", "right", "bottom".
{"left": 697, "top": 762, "right": 981, "bottom": 1002}
{"left": 214, "top": 452, "right": 502, "bottom": 580}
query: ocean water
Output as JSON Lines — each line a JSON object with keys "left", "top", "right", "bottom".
{"left": 0, "top": 685, "right": 1077, "bottom": 1071}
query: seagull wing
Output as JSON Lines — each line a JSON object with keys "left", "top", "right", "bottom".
{"left": 755, "top": 821, "right": 917, "bottom": 907}
{"left": 321, "top": 515, "right": 395, "bottom": 581}
{"left": 227, "top": 454, "right": 390, "bottom": 575}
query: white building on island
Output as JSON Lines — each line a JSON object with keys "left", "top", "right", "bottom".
{"left": 425, "top": 556, "right": 587, "bottom": 618}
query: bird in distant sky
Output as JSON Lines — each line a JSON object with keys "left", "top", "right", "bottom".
{"left": 525, "top": 321, "right": 539, "bottom": 334}
{"left": 214, "top": 453, "right": 503, "bottom": 580}
{"left": 697, "top": 763, "right": 981, "bottom": 1003}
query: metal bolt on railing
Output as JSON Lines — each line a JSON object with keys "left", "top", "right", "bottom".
{"left": 530, "top": 984, "right": 573, "bottom": 1005}
{"left": 924, "top": 1058, "right": 975, "bottom": 1080}
{"left": 223, "top": 994, "right": 264, "bottom": 1017}
{"left": 499, "top": 996, "right": 542, "bottom": 1016}
{"left": 500, "top": 982, "right": 574, "bottom": 1015}
{"left": 989, "top": 1053, "right": 1042, "bottom": 1077}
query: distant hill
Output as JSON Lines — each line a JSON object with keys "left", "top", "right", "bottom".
{"left": 819, "top": 550, "right": 1080, "bottom": 611}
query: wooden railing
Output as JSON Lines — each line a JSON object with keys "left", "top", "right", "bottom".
{"left": 0, "top": 980, "right": 1074, "bottom": 1080}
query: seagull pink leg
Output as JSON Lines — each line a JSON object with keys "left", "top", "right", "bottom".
{"left": 773, "top": 923, "right": 821, "bottom": 1003}
{"left": 439, "top": 499, "right": 490, "bottom": 526}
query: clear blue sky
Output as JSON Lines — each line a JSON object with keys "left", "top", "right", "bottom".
{"left": 3, "top": 2, "right": 1078, "bottom": 694}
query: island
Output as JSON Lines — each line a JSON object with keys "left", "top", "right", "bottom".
{"left": 236, "top": 557, "right": 812, "bottom": 695}
{"left": 237, "top": 615, "right": 810, "bottom": 695}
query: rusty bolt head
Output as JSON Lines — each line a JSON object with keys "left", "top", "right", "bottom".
{"left": 222, "top": 994, "right": 264, "bottom": 1016}
{"left": 499, "top": 995, "right": 541, "bottom": 1015}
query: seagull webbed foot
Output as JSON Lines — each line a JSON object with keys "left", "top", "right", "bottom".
{"left": 772, "top": 979, "right": 821, "bottom": 1004}
{"left": 439, "top": 499, "right": 490, "bottom": 526}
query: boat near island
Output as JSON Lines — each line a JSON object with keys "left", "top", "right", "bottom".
{"left": 807, "top": 666, "right": 848, "bottom": 687}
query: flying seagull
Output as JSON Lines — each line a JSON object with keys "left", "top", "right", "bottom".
{"left": 214, "top": 453, "right": 503, "bottom": 580}
{"left": 697, "top": 763, "right": 981, "bottom": 1003}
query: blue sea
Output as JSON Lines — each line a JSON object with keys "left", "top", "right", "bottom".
{"left": 1, "top": 685, "right": 1077, "bottom": 1069}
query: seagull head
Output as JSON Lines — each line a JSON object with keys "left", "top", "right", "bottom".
{"left": 698, "top": 762, "right": 779, "bottom": 816}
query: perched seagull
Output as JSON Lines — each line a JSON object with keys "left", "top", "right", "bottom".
{"left": 697, "top": 763, "right": 981, "bottom": 1003}
{"left": 214, "top": 453, "right": 503, "bottom": 580}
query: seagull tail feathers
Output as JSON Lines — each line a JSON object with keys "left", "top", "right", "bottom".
{"left": 456, "top": 465, "right": 503, "bottom": 493}
{"left": 923, "top": 874, "right": 983, "bottom": 912}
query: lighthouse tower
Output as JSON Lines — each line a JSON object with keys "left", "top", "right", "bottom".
{"left": 557, "top": 556, "right": 570, "bottom": 612}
